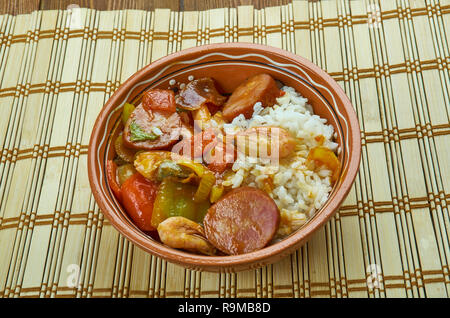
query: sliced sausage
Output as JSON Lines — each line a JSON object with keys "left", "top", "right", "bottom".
{"left": 222, "top": 73, "right": 280, "bottom": 122}
{"left": 114, "top": 133, "right": 137, "bottom": 163}
{"left": 142, "top": 88, "right": 177, "bottom": 113}
{"left": 203, "top": 187, "right": 280, "bottom": 255}
{"left": 176, "top": 77, "right": 226, "bottom": 111}
{"left": 123, "top": 104, "right": 182, "bottom": 151}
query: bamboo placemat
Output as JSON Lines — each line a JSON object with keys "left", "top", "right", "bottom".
{"left": 0, "top": 0, "right": 449, "bottom": 298}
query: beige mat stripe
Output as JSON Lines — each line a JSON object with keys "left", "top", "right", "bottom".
{"left": 365, "top": 0, "right": 408, "bottom": 298}
{"left": 1, "top": 11, "right": 43, "bottom": 298}
{"left": 404, "top": 0, "right": 449, "bottom": 296}
{"left": 392, "top": 0, "right": 444, "bottom": 297}
{"left": 0, "top": 13, "right": 16, "bottom": 296}
{"left": 12, "top": 10, "right": 63, "bottom": 298}
{"left": 340, "top": 0, "right": 383, "bottom": 298}
{"left": 369, "top": 0, "right": 417, "bottom": 297}
{"left": 321, "top": 0, "right": 352, "bottom": 298}
{"left": 385, "top": 0, "right": 426, "bottom": 297}
{"left": 0, "top": 13, "right": 28, "bottom": 297}
{"left": 18, "top": 9, "right": 91, "bottom": 298}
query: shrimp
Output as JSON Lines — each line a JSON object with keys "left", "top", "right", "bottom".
{"left": 235, "top": 126, "right": 297, "bottom": 159}
{"left": 157, "top": 216, "right": 217, "bottom": 256}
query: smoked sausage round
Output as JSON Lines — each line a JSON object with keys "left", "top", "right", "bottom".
{"left": 203, "top": 186, "right": 280, "bottom": 255}
{"left": 123, "top": 104, "right": 182, "bottom": 151}
{"left": 222, "top": 73, "right": 280, "bottom": 122}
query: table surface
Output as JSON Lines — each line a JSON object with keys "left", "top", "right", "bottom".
{"left": 2, "top": 0, "right": 292, "bottom": 15}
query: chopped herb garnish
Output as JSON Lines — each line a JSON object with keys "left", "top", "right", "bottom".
{"left": 129, "top": 121, "right": 159, "bottom": 142}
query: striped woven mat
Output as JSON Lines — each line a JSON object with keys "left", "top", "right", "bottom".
{"left": 0, "top": 0, "right": 449, "bottom": 298}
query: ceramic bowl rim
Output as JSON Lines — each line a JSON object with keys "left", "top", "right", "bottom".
{"left": 87, "top": 42, "right": 361, "bottom": 271}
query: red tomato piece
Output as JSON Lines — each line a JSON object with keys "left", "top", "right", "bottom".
{"left": 121, "top": 173, "right": 159, "bottom": 232}
{"left": 106, "top": 160, "right": 122, "bottom": 202}
{"left": 142, "top": 89, "right": 177, "bottom": 113}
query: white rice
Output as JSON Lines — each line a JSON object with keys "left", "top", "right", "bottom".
{"left": 222, "top": 86, "right": 338, "bottom": 240}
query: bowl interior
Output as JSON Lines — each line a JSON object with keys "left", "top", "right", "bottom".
{"left": 88, "top": 43, "right": 360, "bottom": 272}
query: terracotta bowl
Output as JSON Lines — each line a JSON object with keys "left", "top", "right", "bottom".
{"left": 88, "top": 43, "right": 361, "bottom": 272}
